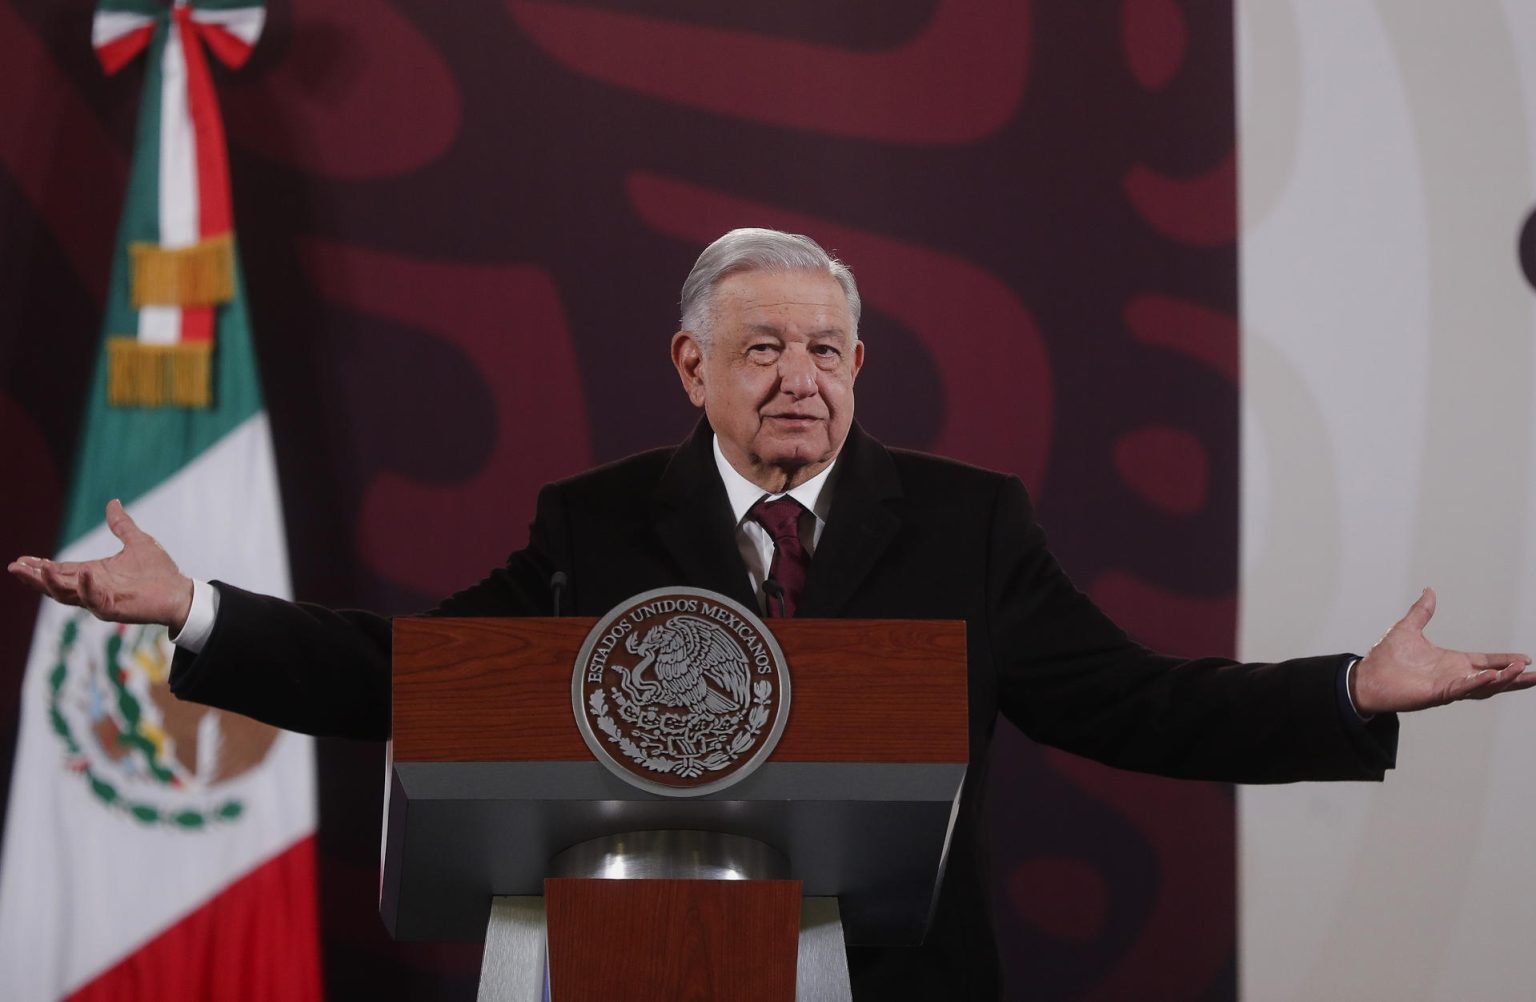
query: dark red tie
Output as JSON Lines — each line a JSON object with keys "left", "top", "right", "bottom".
{"left": 749, "top": 496, "right": 809, "bottom": 617}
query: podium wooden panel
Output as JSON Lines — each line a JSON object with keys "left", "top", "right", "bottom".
{"left": 392, "top": 617, "right": 967, "bottom": 763}
{"left": 544, "top": 877, "right": 801, "bottom": 1001}
{"left": 383, "top": 615, "right": 968, "bottom": 978}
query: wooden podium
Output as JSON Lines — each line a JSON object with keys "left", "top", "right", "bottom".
{"left": 384, "top": 615, "right": 967, "bottom": 1000}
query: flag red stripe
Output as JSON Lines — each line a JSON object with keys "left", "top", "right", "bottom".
{"left": 64, "top": 836, "right": 323, "bottom": 1002}
{"left": 176, "top": 10, "right": 232, "bottom": 237}
{"left": 180, "top": 305, "right": 215, "bottom": 343}
{"left": 175, "top": 10, "right": 231, "bottom": 343}
{"left": 94, "top": 25, "right": 155, "bottom": 75}
{"left": 196, "top": 23, "right": 257, "bottom": 71}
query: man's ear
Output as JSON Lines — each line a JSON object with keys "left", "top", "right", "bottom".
{"left": 671, "top": 331, "right": 708, "bottom": 408}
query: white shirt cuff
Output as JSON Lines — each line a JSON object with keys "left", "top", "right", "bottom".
{"left": 1344, "top": 656, "right": 1373, "bottom": 722}
{"left": 168, "top": 579, "right": 219, "bottom": 653}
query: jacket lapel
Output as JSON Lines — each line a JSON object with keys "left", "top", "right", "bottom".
{"left": 651, "top": 420, "right": 760, "bottom": 609}
{"left": 798, "top": 423, "right": 902, "bottom": 617}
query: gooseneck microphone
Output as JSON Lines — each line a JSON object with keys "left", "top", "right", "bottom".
{"left": 762, "top": 578, "right": 785, "bottom": 619}
{"left": 549, "top": 571, "right": 569, "bottom": 617}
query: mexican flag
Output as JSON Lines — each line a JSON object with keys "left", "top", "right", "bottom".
{"left": 0, "top": 2, "right": 321, "bottom": 998}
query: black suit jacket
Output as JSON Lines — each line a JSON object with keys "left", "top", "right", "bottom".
{"left": 172, "top": 420, "right": 1397, "bottom": 1000}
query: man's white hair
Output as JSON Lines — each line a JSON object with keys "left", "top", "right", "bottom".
{"left": 679, "top": 228, "right": 862, "bottom": 350}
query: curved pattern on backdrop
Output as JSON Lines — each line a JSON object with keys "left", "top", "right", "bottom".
{"left": 2, "top": 2, "right": 1244, "bottom": 999}
{"left": 506, "top": 0, "right": 1031, "bottom": 143}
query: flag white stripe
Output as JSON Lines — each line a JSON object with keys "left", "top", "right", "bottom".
{"left": 138, "top": 17, "right": 197, "bottom": 346}
{"left": 137, "top": 304, "right": 181, "bottom": 345}
{"left": 156, "top": 21, "right": 198, "bottom": 250}
{"left": 91, "top": 11, "right": 155, "bottom": 50}
{"left": 190, "top": 8, "right": 267, "bottom": 47}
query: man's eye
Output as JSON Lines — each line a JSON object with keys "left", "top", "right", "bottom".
{"left": 748, "top": 344, "right": 779, "bottom": 356}
{"left": 813, "top": 345, "right": 841, "bottom": 358}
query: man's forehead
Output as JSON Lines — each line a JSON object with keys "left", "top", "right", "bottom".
{"left": 741, "top": 321, "right": 851, "bottom": 340}
{"left": 718, "top": 267, "right": 844, "bottom": 298}
{"left": 716, "top": 271, "right": 851, "bottom": 322}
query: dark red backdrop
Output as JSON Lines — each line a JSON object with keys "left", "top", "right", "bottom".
{"left": 0, "top": 1, "right": 1240, "bottom": 998}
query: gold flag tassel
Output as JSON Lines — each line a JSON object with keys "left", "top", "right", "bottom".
{"left": 130, "top": 233, "right": 234, "bottom": 307}
{"left": 107, "top": 338, "right": 213, "bottom": 408}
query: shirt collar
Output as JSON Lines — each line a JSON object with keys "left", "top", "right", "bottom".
{"left": 712, "top": 434, "right": 838, "bottom": 527}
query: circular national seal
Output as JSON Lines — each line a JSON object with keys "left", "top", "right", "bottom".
{"left": 572, "top": 587, "right": 791, "bottom": 797}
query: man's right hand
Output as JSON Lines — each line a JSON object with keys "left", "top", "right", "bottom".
{"left": 7, "top": 499, "right": 193, "bottom": 631}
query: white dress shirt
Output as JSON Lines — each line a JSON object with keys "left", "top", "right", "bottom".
{"left": 711, "top": 435, "right": 837, "bottom": 614}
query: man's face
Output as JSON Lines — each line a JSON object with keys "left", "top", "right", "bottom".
{"left": 672, "top": 268, "right": 864, "bottom": 492}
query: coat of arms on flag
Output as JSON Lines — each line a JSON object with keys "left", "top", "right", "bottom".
{"left": 47, "top": 611, "right": 281, "bottom": 827}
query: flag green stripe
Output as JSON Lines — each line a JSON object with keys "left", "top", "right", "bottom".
{"left": 96, "top": 0, "right": 166, "bottom": 16}
{"left": 191, "top": 0, "right": 264, "bottom": 11}
{"left": 99, "top": 18, "right": 163, "bottom": 343}
{"left": 60, "top": 19, "right": 263, "bottom": 550}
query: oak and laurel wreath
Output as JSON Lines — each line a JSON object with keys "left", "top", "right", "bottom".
{"left": 48, "top": 612, "right": 243, "bottom": 829}
{"left": 588, "top": 680, "right": 774, "bottom": 780}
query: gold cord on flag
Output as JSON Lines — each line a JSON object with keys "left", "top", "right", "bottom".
{"left": 106, "top": 337, "right": 213, "bottom": 408}
{"left": 129, "top": 234, "right": 234, "bottom": 308}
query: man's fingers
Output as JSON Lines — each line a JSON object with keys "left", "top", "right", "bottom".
{"left": 76, "top": 568, "right": 102, "bottom": 615}
{"left": 1458, "top": 662, "right": 1532, "bottom": 701}
{"left": 1401, "top": 587, "right": 1436, "bottom": 631}
{"left": 1467, "top": 652, "right": 1533, "bottom": 671}
{"left": 1485, "top": 661, "right": 1533, "bottom": 688}
{"left": 8, "top": 556, "right": 46, "bottom": 577}
{"left": 105, "top": 499, "right": 144, "bottom": 546}
{"left": 37, "top": 560, "right": 75, "bottom": 583}
{"left": 37, "top": 561, "right": 82, "bottom": 605}
{"left": 8, "top": 558, "right": 49, "bottom": 594}
{"left": 1503, "top": 670, "right": 1536, "bottom": 693}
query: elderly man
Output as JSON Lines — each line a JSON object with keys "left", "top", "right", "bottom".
{"left": 11, "top": 228, "right": 1533, "bottom": 1000}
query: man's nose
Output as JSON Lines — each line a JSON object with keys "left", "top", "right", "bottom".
{"left": 778, "top": 349, "right": 817, "bottom": 397}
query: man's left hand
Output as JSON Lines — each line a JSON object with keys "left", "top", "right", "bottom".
{"left": 1353, "top": 587, "right": 1534, "bottom": 715}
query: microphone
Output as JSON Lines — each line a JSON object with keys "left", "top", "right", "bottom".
{"left": 762, "top": 578, "right": 785, "bottom": 619}
{"left": 549, "top": 571, "right": 569, "bottom": 617}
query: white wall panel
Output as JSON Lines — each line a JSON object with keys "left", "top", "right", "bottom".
{"left": 1238, "top": 2, "right": 1536, "bottom": 999}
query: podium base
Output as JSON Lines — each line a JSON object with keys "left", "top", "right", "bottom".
{"left": 477, "top": 831, "right": 852, "bottom": 1001}
{"left": 798, "top": 897, "right": 854, "bottom": 1001}
{"left": 478, "top": 896, "right": 547, "bottom": 1002}
{"left": 476, "top": 894, "right": 852, "bottom": 1001}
